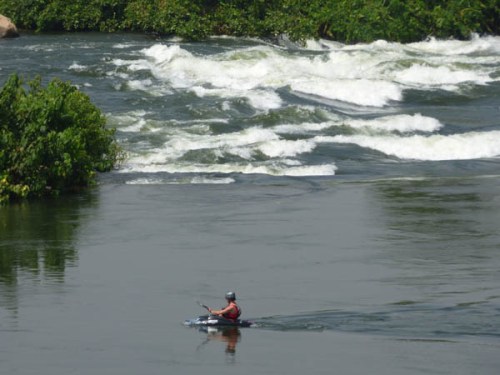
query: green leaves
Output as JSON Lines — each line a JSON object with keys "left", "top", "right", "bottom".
{"left": 1, "top": 0, "right": 498, "bottom": 41}
{"left": 0, "top": 74, "right": 121, "bottom": 203}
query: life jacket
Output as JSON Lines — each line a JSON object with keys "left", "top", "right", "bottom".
{"left": 223, "top": 302, "right": 241, "bottom": 321}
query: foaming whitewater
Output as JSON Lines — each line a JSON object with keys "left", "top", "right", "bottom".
{"left": 137, "top": 44, "right": 284, "bottom": 110}
{"left": 346, "top": 114, "right": 443, "bottom": 133}
{"left": 109, "top": 34, "right": 500, "bottom": 110}
{"left": 146, "top": 42, "right": 401, "bottom": 108}
{"left": 273, "top": 114, "right": 442, "bottom": 135}
{"left": 99, "top": 35, "right": 500, "bottom": 181}
{"left": 408, "top": 34, "right": 500, "bottom": 56}
{"left": 116, "top": 113, "right": 337, "bottom": 177}
{"left": 394, "top": 64, "right": 493, "bottom": 89}
{"left": 318, "top": 131, "right": 500, "bottom": 161}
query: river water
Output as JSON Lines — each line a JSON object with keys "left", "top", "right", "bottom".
{"left": 1, "top": 33, "right": 500, "bottom": 374}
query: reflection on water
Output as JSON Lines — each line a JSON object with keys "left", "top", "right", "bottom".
{"left": 204, "top": 326, "right": 241, "bottom": 355}
{"left": 193, "top": 326, "right": 242, "bottom": 359}
{"left": 371, "top": 177, "right": 500, "bottom": 272}
{"left": 364, "top": 177, "right": 500, "bottom": 337}
{"left": 0, "top": 193, "right": 96, "bottom": 314}
{"left": 374, "top": 178, "right": 490, "bottom": 242}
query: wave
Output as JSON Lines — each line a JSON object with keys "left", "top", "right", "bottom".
{"left": 393, "top": 64, "right": 493, "bottom": 89}
{"left": 273, "top": 114, "right": 443, "bottom": 135}
{"left": 106, "top": 35, "right": 499, "bottom": 111}
{"left": 112, "top": 110, "right": 337, "bottom": 177}
{"left": 125, "top": 176, "right": 236, "bottom": 185}
{"left": 102, "top": 36, "right": 500, "bottom": 180}
{"left": 407, "top": 34, "right": 500, "bottom": 56}
{"left": 120, "top": 161, "right": 337, "bottom": 177}
{"left": 112, "top": 107, "right": 499, "bottom": 180}
{"left": 256, "top": 303, "right": 500, "bottom": 339}
{"left": 317, "top": 131, "right": 500, "bottom": 161}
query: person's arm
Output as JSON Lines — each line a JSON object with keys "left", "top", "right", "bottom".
{"left": 209, "top": 305, "right": 232, "bottom": 316}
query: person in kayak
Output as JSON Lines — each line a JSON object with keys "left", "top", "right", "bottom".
{"left": 208, "top": 292, "right": 241, "bottom": 321}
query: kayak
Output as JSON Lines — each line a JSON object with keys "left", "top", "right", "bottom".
{"left": 184, "top": 314, "right": 254, "bottom": 328}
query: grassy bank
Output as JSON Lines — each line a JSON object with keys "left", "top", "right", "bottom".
{"left": 0, "top": 0, "right": 498, "bottom": 43}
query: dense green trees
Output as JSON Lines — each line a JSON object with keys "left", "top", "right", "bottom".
{"left": 0, "top": 74, "right": 121, "bottom": 203}
{"left": 0, "top": 0, "right": 498, "bottom": 42}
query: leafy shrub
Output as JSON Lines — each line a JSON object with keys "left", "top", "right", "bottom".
{"left": 0, "top": 74, "right": 121, "bottom": 203}
{"left": 123, "top": 0, "right": 211, "bottom": 39}
{"left": 0, "top": 0, "right": 128, "bottom": 32}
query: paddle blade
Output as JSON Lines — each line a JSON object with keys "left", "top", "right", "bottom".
{"left": 196, "top": 301, "right": 210, "bottom": 311}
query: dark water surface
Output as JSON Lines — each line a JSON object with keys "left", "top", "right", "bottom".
{"left": 1, "top": 178, "right": 499, "bottom": 374}
{"left": 1, "top": 33, "right": 500, "bottom": 374}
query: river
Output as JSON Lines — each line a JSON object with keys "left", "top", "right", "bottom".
{"left": 1, "top": 33, "right": 499, "bottom": 374}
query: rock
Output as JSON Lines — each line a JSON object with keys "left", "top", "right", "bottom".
{"left": 0, "top": 15, "right": 19, "bottom": 38}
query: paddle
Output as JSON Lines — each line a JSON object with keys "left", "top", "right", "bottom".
{"left": 196, "top": 301, "right": 210, "bottom": 311}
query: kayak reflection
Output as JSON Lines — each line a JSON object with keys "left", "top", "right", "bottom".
{"left": 199, "top": 326, "right": 241, "bottom": 355}
{"left": 185, "top": 313, "right": 253, "bottom": 356}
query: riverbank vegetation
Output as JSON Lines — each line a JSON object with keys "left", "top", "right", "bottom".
{"left": 0, "top": 74, "right": 121, "bottom": 203}
{"left": 0, "top": 0, "right": 498, "bottom": 43}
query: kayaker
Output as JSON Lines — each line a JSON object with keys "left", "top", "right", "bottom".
{"left": 208, "top": 292, "right": 241, "bottom": 321}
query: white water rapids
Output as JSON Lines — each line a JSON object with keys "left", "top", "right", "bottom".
{"left": 66, "top": 34, "right": 500, "bottom": 181}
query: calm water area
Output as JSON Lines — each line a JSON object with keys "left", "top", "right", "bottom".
{"left": 1, "top": 33, "right": 500, "bottom": 374}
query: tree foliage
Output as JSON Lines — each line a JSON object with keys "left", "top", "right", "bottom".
{"left": 0, "top": 0, "right": 498, "bottom": 41}
{"left": 0, "top": 74, "right": 121, "bottom": 203}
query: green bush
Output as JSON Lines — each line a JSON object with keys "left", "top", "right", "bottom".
{"left": 0, "top": 0, "right": 128, "bottom": 32}
{"left": 0, "top": 74, "right": 121, "bottom": 203}
{"left": 123, "top": 0, "right": 211, "bottom": 39}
